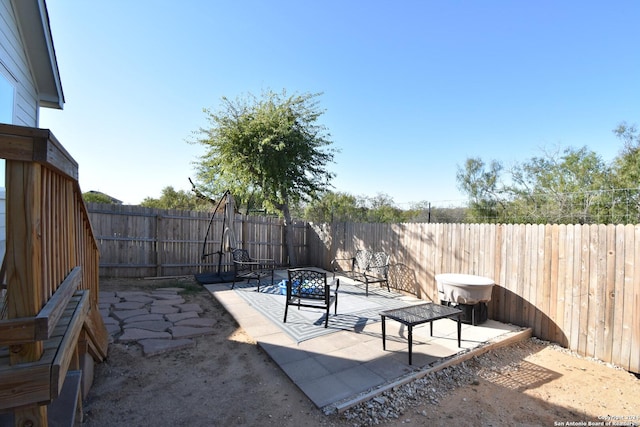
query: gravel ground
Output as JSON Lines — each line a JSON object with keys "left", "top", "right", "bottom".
{"left": 341, "top": 337, "right": 639, "bottom": 426}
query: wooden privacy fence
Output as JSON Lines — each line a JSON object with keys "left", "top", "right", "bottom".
{"left": 306, "top": 222, "right": 640, "bottom": 374}
{"left": 85, "top": 202, "right": 639, "bottom": 374}
{"left": 86, "top": 203, "right": 308, "bottom": 278}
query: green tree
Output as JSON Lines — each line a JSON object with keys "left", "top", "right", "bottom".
{"left": 456, "top": 157, "right": 504, "bottom": 222}
{"left": 507, "top": 146, "right": 610, "bottom": 223}
{"left": 82, "top": 191, "right": 116, "bottom": 204}
{"left": 610, "top": 122, "right": 640, "bottom": 222}
{"left": 365, "top": 193, "right": 405, "bottom": 223}
{"left": 404, "top": 202, "right": 467, "bottom": 223}
{"left": 190, "top": 89, "right": 336, "bottom": 266}
{"left": 303, "top": 191, "right": 366, "bottom": 223}
{"left": 140, "top": 186, "right": 209, "bottom": 211}
{"left": 457, "top": 147, "right": 612, "bottom": 224}
{"left": 429, "top": 206, "right": 467, "bottom": 223}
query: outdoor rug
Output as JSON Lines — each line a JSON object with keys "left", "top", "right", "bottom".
{"left": 232, "top": 278, "right": 423, "bottom": 343}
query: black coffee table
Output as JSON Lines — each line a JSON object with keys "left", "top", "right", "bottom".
{"left": 380, "top": 303, "right": 463, "bottom": 365}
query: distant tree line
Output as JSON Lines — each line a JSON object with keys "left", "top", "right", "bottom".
{"left": 82, "top": 186, "right": 465, "bottom": 224}
{"left": 295, "top": 192, "right": 466, "bottom": 224}
{"left": 456, "top": 122, "right": 640, "bottom": 224}
{"left": 84, "top": 121, "right": 639, "bottom": 226}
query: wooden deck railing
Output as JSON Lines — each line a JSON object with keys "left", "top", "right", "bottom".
{"left": 0, "top": 124, "right": 108, "bottom": 426}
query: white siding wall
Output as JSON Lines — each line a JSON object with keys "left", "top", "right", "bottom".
{"left": 0, "top": 0, "right": 40, "bottom": 127}
{"left": 1, "top": 0, "right": 43, "bottom": 272}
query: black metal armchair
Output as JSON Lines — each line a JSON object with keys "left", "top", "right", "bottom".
{"left": 284, "top": 269, "right": 339, "bottom": 328}
{"left": 230, "top": 249, "right": 275, "bottom": 291}
{"left": 331, "top": 249, "right": 390, "bottom": 296}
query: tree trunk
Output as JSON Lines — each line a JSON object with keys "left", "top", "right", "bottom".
{"left": 281, "top": 202, "right": 297, "bottom": 267}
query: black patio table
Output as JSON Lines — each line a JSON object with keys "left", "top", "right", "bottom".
{"left": 380, "top": 302, "right": 463, "bottom": 365}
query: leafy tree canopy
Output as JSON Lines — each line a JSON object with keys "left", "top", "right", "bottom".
{"left": 456, "top": 157, "right": 504, "bottom": 221}
{"left": 303, "top": 191, "right": 366, "bottom": 223}
{"left": 190, "top": 90, "right": 336, "bottom": 209}
{"left": 82, "top": 191, "right": 116, "bottom": 204}
{"left": 456, "top": 121, "right": 639, "bottom": 224}
{"left": 363, "top": 193, "right": 405, "bottom": 223}
{"left": 140, "top": 186, "right": 210, "bottom": 211}
{"left": 189, "top": 89, "right": 337, "bottom": 265}
{"left": 611, "top": 122, "right": 640, "bottom": 189}
{"left": 302, "top": 191, "right": 422, "bottom": 223}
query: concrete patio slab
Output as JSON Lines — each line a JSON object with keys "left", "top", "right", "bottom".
{"left": 204, "top": 269, "right": 532, "bottom": 413}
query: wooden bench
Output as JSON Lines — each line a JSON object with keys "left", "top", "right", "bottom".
{"left": 332, "top": 249, "right": 390, "bottom": 296}
{"left": 0, "top": 267, "right": 91, "bottom": 423}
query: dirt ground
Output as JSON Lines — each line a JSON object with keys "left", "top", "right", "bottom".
{"left": 82, "top": 277, "right": 640, "bottom": 427}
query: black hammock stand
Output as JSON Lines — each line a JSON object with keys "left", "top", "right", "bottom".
{"left": 190, "top": 179, "right": 236, "bottom": 284}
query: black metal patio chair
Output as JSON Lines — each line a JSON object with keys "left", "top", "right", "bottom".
{"left": 230, "top": 248, "right": 275, "bottom": 291}
{"left": 332, "top": 249, "right": 390, "bottom": 296}
{"left": 284, "top": 269, "right": 339, "bottom": 328}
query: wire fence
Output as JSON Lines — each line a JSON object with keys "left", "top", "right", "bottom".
{"left": 425, "top": 188, "right": 640, "bottom": 225}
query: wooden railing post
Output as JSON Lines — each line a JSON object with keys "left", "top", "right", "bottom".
{"left": 6, "top": 159, "right": 47, "bottom": 425}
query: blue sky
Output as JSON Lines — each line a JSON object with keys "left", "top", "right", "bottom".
{"left": 39, "top": 1, "right": 640, "bottom": 207}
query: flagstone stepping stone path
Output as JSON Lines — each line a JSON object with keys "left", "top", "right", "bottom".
{"left": 99, "top": 288, "right": 217, "bottom": 357}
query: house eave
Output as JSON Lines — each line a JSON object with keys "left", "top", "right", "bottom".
{"left": 11, "top": 0, "right": 65, "bottom": 110}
